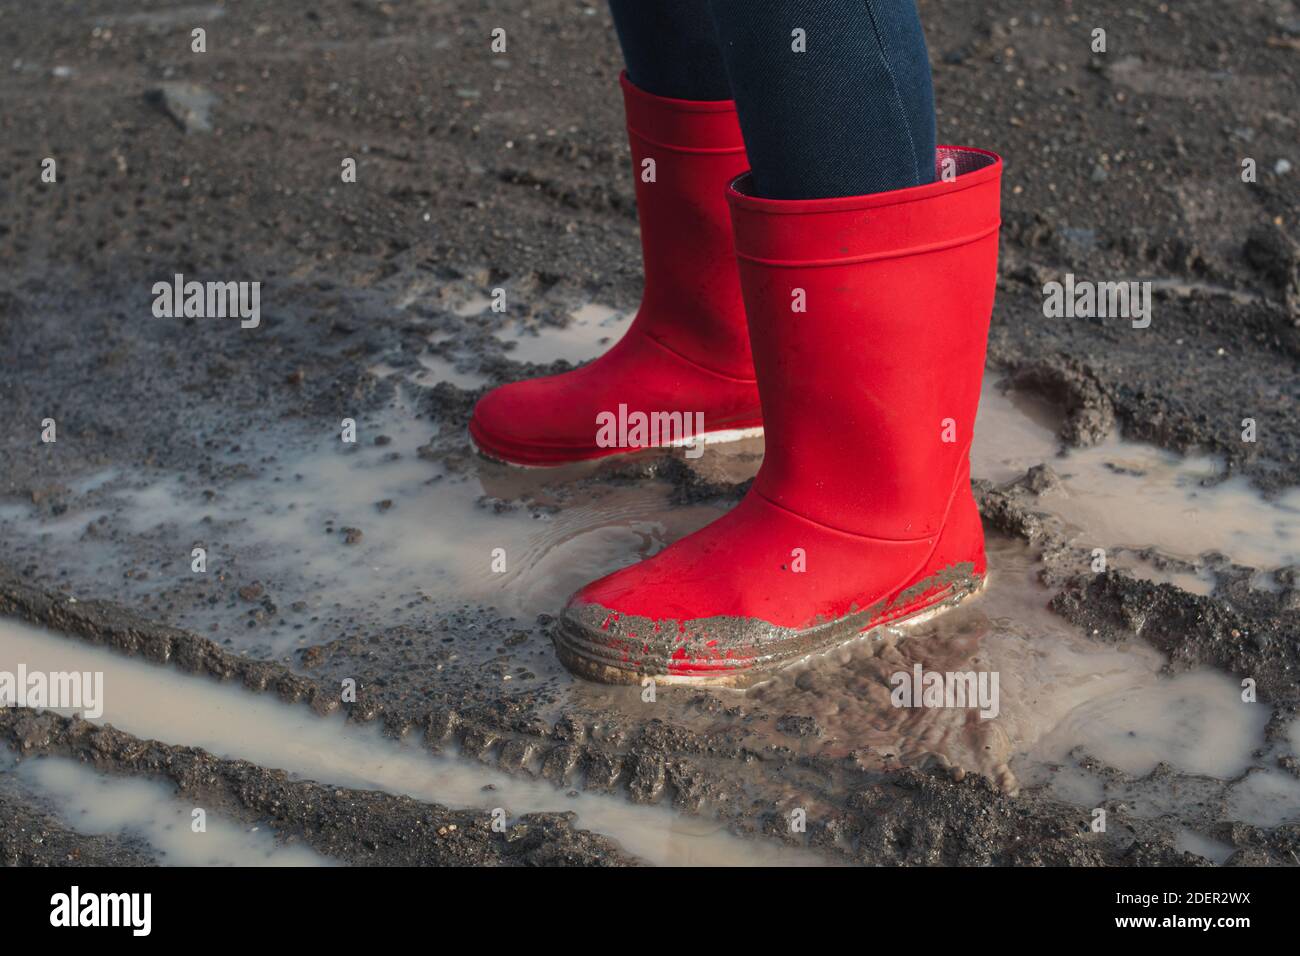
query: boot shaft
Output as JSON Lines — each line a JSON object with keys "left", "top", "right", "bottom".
{"left": 725, "top": 147, "right": 1002, "bottom": 539}
{"left": 620, "top": 73, "right": 754, "bottom": 378}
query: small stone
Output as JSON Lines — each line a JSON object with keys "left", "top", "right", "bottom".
{"left": 775, "top": 714, "right": 822, "bottom": 738}
{"left": 1022, "top": 464, "right": 1064, "bottom": 495}
{"left": 146, "top": 82, "right": 219, "bottom": 133}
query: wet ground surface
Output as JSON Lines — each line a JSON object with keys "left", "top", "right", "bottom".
{"left": 1, "top": 0, "right": 1298, "bottom": 865}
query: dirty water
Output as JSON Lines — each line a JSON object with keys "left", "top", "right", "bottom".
{"left": 1019, "top": 668, "right": 1300, "bottom": 835}
{"left": 970, "top": 382, "right": 1300, "bottom": 573}
{"left": 2, "top": 390, "right": 725, "bottom": 666}
{"left": 497, "top": 303, "right": 629, "bottom": 366}
{"left": 0, "top": 747, "right": 331, "bottom": 867}
{"left": 2, "top": 303, "right": 1298, "bottom": 848}
{"left": 1045, "top": 443, "right": 1299, "bottom": 573}
{"left": 0, "top": 617, "right": 824, "bottom": 867}
{"left": 3, "top": 370, "right": 1293, "bottom": 668}
{"left": 401, "top": 301, "right": 630, "bottom": 391}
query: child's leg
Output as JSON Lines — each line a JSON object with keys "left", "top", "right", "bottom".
{"left": 607, "top": 0, "right": 731, "bottom": 101}
{"left": 707, "top": 0, "right": 936, "bottom": 198}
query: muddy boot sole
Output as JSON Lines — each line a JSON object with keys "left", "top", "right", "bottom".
{"left": 553, "top": 571, "right": 989, "bottom": 688}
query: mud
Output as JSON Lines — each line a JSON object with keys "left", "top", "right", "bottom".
{"left": 0, "top": 711, "right": 637, "bottom": 867}
{"left": 0, "top": 615, "right": 826, "bottom": 866}
{"left": 2, "top": 0, "right": 1298, "bottom": 866}
{"left": 555, "top": 561, "right": 983, "bottom": 688}
{"left": 0, "top": 767, "right": 156, "bottom": 867}
{"left": 3, "top": 749, "right": 332, "bottom": 866}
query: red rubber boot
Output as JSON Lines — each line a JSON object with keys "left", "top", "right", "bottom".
{"left": 555, "top": 147, "right": 1003, "bottom": 684}
{"left": 468, "top": 74, "right": 761, "bottom": 466}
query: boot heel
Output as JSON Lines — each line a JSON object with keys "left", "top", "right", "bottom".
{"left": 868, "top": 483, "right": 988, "bottom": 633}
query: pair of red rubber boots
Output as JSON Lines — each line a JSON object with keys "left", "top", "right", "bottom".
{"left": 470, "top": 75, "right": 1003, "bottom": 686}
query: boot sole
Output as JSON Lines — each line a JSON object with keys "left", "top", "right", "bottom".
{"left": 553, "top": 571, "right": 988, "bottom": 689}
{"left": 469, "top": 425, "right": 764, "bottom": 470}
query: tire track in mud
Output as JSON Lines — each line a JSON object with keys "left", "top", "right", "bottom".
{"left": 0, "top": 613, "right": 823, "bottom": 867}
{"left": 0, "top": 711, "right": 638, "bottom": 868}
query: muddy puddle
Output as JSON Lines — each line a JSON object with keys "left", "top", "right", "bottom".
{"left": 0, "top": 618, "right": 823, "bottom": 866}
{"left": 1020, "top": 667, "right": 1300, "bottom": 838}
{"left": 376, "top": 300, "right": 631, "bottom": 392}
{"left": 0, "top": 747, "right": 331, "bottom": 867}
{"left": 2, "top": 299, "right": 1298, "bottom": 852}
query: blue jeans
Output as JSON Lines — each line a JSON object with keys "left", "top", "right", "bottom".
{"left": 608, "top": 0, "right": 936, "bottom": 199}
